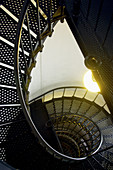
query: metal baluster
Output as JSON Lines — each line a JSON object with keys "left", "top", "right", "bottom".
{"left": 61, "top": 88, "right": 65, "bottom": 114}
{"left": 30, "top": 0, "right": 44, "bottom": 58}
{"left": 97, "top": 153, "right": 113, "bottom": 165}
{"left": 53, "top": 91, "right": 57, "bottom": 119}
{"left": 92, "top": 156, "right": 106, "bottom": 169}
{"left": 20, "top": 39, "right": 28, "bottom": 73}
{"left": 92, "top": 133, "right": 100, "bottom": 141}
{"left": 66, "top": 113, "right": 82, "bottom": 131}
{"left": 26, "top": 12, "right": 33, "bottom": 54}
{"left": 91, "top": 141, "right": 100, "bottom": 151}
{"left": 60, "top": 88, "right": 66, "bottom": 130}
{"left": 48, "top": 0, "right": 53, "bottom": 35}
{"left": 70, "top": 119, "right": 79, "bottom": 133}
{"left": 25, "top": 12, "right": 37, "bottom": 92}
{"left": 75, "top": 90, "right": 88, "bottom": 115}
{"left": 36, "top": 0, "right": 41, "bottom": 47}
{"left": 70, "top": 115, "right": 84, "bottom": 133}
{"left": 90, "top": 103, "right": 106, "bottom": 120}
{"left": 61, "top": 116, "right": 67, "bottom": 130}
{"left": 83, "top": 93, "right": 99, "bottom": 116}
{"left": 71, "top": 120, "right": 95, "bottom": 144}
{"left": 19, "top": 65, "right": 29, "bottom": 107}
{"left": 68, "top": 88, "right": 77, "bottom": 113}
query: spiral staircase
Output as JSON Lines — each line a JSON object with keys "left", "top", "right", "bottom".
{"left": 0, "top": 0, "right": 113, "bottom": 169}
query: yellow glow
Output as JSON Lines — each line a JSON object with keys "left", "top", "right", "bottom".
{"left": 84, "top": 70, "right": 100, "bottom": 92}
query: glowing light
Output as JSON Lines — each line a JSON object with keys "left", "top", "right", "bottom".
{"left": 84, "top": 70, "right": 100, "bottom": 92}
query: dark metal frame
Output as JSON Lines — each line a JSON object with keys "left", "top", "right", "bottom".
{"left": 14, "top": 0, "right": 88, "bottom": 162}
{"left": 40, "top": 86, "right": 113, "bottom": 156}
{"left": 65, "top": 0, "right": 113, "bottom": 115}
{"left": 14, "top": 0, "right": 113, "bottom": 162}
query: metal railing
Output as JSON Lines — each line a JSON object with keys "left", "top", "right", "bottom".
{"left": 14, "top": 0, "right": 113, "bottom": 162}
{"left": 31, "top": 86, "right": 113, "bottom": 159}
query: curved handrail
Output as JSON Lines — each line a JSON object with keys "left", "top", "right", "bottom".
{"left": 14, "top": 0, "right": 112, "bottom": 162}
{"left": 29, "top": 86, "right": 86, "bottom": 103}
{"left": 14, "top": 0, "right": 89, "bottom": 162}
{"left": 29, "top": 86, "right": 111, "bottom": 116}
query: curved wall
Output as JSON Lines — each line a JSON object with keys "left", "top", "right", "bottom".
{"left": 29, "top": 20, "right": 88, "bottom": 100}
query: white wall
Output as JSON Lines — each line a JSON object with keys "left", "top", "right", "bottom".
{"left": 29, "top": 20, "right": 88, "bottom": 100}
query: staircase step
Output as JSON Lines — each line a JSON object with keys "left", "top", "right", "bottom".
{"left": 101, "top": 125, "right": 113, "bottom": 135}
{"left": 93, "top": 153, "right": 113, "bottom": 169}
{"left": 100, "top": 151, "right": 113, "bottom": 163}
{"left": 96, "top": 117, "right": 112, "bottom": 129}
{"left": 0, "top": 65, "right": 16, "bottom": 87}
{"left": 88, "top": 156, "right": 106, "bottom": 170}
{"left": 45, "top": 102, "right": 55, "bottom": 115}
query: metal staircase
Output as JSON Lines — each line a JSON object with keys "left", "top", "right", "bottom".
{"left": 0, "top": 0, "right": 113, "bottom": 169}
{"left": 30, "top": 87, "right": 113, "bottom": 164}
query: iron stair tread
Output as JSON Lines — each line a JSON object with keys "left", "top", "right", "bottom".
{"left": 0, "top": 10, "right": 18, "bottom": 44}
{"left": 45, "top": 97, "right": 92, "bottom": 114}
{"left": 93, "top": 153, "right": 113, "bottom": 169}
{"left": 27, "top": 2, "right": 48, "bottom": 35}
{"left": 101, "top": 141, "right": 113, "bottom": 151}
{"left": 100, "top": 152, "right": 113, "bottom": 163}
{"left": 45, "top": 97, "right": 109, "bottom": 120}
{"left": 0, "top": 65, "right": 16, "bottom": 87}
{"left": 0, "top": 106, "right": 23, "bottom": 124}
{"left": 102, "top": 140, "right": 113, "bottom": 149}
{"left": 91, "top": 110, "right": 108, "bottom": 122}
{"left": 98, "top": 153, "right": 113, "bottom": 164}
{"left": 1, "top": 0, "right": 45, "bottom": 37}
{"left": 88, "top": 156, "right": 106, "bottom": 170}
{"left": 101, "top": 124, "right": 113, "bottom": 134}
{"left": 101, "top": 147, "right": 113, "bottom": 159}
{"left": 96, "top": 117, "right": 113, "bottom": 129}
{"left": 0, "top": 42, "right": 17, "bottom": 67}
{"left": 0, "top": 40, "right": 30, "bottom": 71}
{"left": 0, "top": 123, "right": 34, "bottom": 149}
{"left": 2, "top": 0, "right": 25, "bottom": 18}
{"left": 0, "top": 87, "right": 20, "bottom": 104}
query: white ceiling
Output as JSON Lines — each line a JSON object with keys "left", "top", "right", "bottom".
{"left": 29, "top": 20, "right": 88, "bottom": 100}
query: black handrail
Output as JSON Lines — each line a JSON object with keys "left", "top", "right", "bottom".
{"left": 29, "top": 86, "right": 87, "bottom": 103}
{"left": 14, "top": 0, "right": 91, "bottom": 162}
{"left": 14, "top": 0, "right": 113, "bottom": 163}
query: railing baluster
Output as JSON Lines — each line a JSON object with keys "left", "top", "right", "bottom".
{"left": 83, "top": 93, "right": 99, "bottom": 116}
{"left": 48, "top": 0, "right": 52, "bottom": 34}
{"left": 53, "top": 98, "right": 56, "bottom": 119}
{"left": 69, "top": 88, "right": 77, "bottom": 113}
{"left": 61, "top": 88, "right": 65, "bottom": 114}
{"left": 75, "top": 90, "right": 88, "bottom": 115}
{"left": 20, "top": 39, "right": 28, "bottom": 72}
{"left": 92, "top": 156, "right": 106, "bottom": 169}
{"left": 26, "top": 12, "right": 33, "bottom": 53}
{"left": 36, "top": 0, "right": 41, "bottom": 47}
{"left": 19, "top": 65, "right": 29, "bottom": 106}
